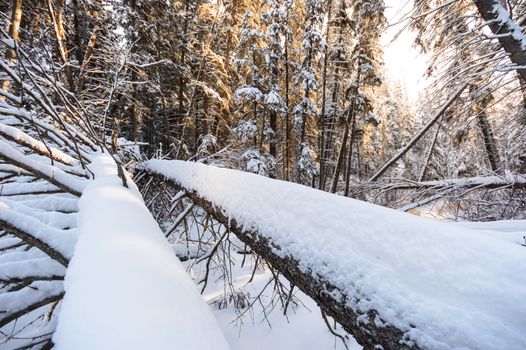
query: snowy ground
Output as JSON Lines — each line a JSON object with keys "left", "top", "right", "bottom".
{"left": 145, "top": 160, "right": 526, "bottom": 350}
{"left": 192, "top": 248, "right": 360, "bottom": 350}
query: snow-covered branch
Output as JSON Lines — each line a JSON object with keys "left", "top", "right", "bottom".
{"left": 0, "top": 202, "right": 73, "bottom": 267}
{"left": 385, "top": 173, "right": 526, "bottom": 190}
{"left": 0, "top": 139, "right": 86, "bottom": 196}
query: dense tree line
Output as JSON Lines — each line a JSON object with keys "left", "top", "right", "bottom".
{"left": 2, "top": 0, "right": 409, "bottom": 185}
{"left": 3, "top": 0, "right": 526, "bottom": 192}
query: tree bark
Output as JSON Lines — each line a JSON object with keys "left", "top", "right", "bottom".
{"left": 332, "top": 71, "right": 360, "bottom": 194}
{"left": 318, "top": 0, "right": 333, "bottom": 188}
{"left": 47, "top": 0, "right": 75, "bottom": 91}
{"left": 473, "top": 0, "right": 526, "bottom": 81}
{"left": 418, "top": 122, "right": 441, "bottom": 182}
{"left": 344, "top": 110, "right": 357, "bottom": 196}
{"left": 477, "top": 107, "right": 501, "bottom": 173}
{"left": 1, "top": 0, "right": 23, "bottom": 95}
{"left": 284, "top": 26, "right": 291, "bottom": 181}
{"left": 330, "top": 110, "right": 351, "bottom": 193}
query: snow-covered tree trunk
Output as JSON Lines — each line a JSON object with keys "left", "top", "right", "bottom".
{"left": 147, "top": 171, "right": 419, "bottom": 350}
{"left": 475, "top": 101, "right": 501, "bottom": 173}
{"left": 473, "top": 0, "right": 526, "bottom": 81}
{"left": 143, "top": 159, "right": 526, "bottom": 350}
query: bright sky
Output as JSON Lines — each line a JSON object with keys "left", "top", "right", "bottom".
{"left": 382, "top": 0, "right": 429, "bottom": 103}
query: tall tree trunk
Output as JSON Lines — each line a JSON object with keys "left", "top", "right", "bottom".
{"left": 253, "top": 101, "right": 258, "bottom": 147}
{"left": 477, "top": 108, "right": 501, "bottom": 173}
{"left": 344, "top": 109, "right": 357, "bottom": 196}
{"left": 517, "top": 71, "right": 526, "bottom": 116}
{"left": 318, "top": 0, "right": 333, "bottom": 188}
{"left": 130, "top": 71, "right": 138, "bottom": 142}
{"left": 473, "top": 0, "right": 526, "bottom": 81}
{"left": 342, "top": 70, "right": 361, "bottom": 196}
{"left": 202, "top": 93, "right": 209, "bottom": 136}
{"left": 269, "top": 58, "right": 279, "bottom": 161}
{"left": 194, "top": 92, "right": 201, "bottom": 151}
{"left": 320, "top": 0, "right": 346, "bottom": 190}
{"left": 284, "top": 27, "right": 291, "bottom": 181}
{"left": 71, "top": 0, "right": 84, "bottom": 65}
{"left": 161, "top": 94, "right": 170, "bottom": 153}
{"left": 47, "top": 0, "right": 75, "bottom": 91}
{"left": 332, "top": 71, "right": 360, "bottom": 194}
{"left": 178, "top": 0, "right": 190, "bottom": 131}
{"left": 269, "top": 110, "right": 277, "bottom": 159}
{"left": 469, "top": 84, "right": 501, "bottom": 173}
{"left": 330, "top": 109, "right": 352, "bottom": 193}
{"left": 418, "top": 122, "right": 441, "bottom": 182}
{"left": 1, "top": 0, "right": 23, "bottom": 96}
{"left": 295, "top": 45, "right": 313, "bottom": 183}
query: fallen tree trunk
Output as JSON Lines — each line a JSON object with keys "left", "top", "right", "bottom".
{"left": 142, "top": 160, "right": 526, "bottom": 350}
{"left": 380, "top": 173, "right": 526, "bottom": 191}
{"left": 147, "top": 172, "right": 419, "bottom": 350}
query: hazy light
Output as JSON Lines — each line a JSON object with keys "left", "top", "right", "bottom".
{"left": 382, "top": 0, "right": 430, "bottom": 103}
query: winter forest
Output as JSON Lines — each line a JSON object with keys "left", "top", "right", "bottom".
{"left": 1, "top": 0, "right": 526, "bottom": 349}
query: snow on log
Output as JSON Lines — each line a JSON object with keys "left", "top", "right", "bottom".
{"left": 143, "top": 160, "right": 526, "bottom": 350}
{"left": 1, "top": 197, "right": 77, "bottom": 229}
{"left": 19, "top": 196, "right": 78, "bottom": 213}
{"left": 53, "top": 153, "right": 230, "bottom": 350}
{"left": 0, "top": 180, "right": 62, "bottom": 196}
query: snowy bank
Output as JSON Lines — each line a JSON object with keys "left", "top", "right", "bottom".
{"left": 53, "top": 154, "right": 229, "bottom": 350}
{"left": 144, "top": 159, "right": 526, "bottom": 350}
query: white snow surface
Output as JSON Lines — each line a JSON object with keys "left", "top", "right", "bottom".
{"left": 53, "top": 153, "right": 230, "bottom": 350}
{"left": 144, "top": 160, "right": 526, "bottom": 350}
{"left": 493, "top": 2, "right": 526, "bottom": 50}
{"left": 203, "top": 263, "right": 360, "bottom": 350}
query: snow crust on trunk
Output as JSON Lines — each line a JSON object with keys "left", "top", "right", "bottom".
{"left": 492, "top": 2, "right": 526, "bottom": 50}
{"left": 145, "top": 160, "right": 526, "bottom": 350}
{"left": 53, "top": 153, "right": 230, "bottom": 350}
